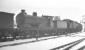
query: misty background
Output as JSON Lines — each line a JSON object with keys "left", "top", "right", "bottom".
{"left": 0, "top": 0, "right": 85, "bottom": 22}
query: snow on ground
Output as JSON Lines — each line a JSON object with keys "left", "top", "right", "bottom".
{"left": 0, "top": 36, "right": 59, "bottom": 46}
{"left": 0, "top": 38, "right": 35, "bottom": 46}
{"left": 70, "top": 32, "right": 85, "bottom": 37}
{"left": 0, "top": 32, "right": 85, "bottom": 50}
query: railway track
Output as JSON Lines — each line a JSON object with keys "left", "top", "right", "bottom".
{"left": 0, "top": 33, "right": 84, "bottom": 49}
{"left": 50, "top": 35, "right": 85, "bottom": 50}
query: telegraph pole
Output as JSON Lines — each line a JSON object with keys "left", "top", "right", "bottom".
{"left": 81, "top": 15, "right": 85, "bottom": 32}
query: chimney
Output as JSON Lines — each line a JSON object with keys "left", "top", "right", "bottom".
{"left": 33, "top": 12, "right": 37, "bottom": 16}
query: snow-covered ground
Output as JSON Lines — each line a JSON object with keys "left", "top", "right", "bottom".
{"left": 0, "top": 32, "right": 85, "bottom": 50}
{"left": 0, "top": 36, "right": 59, "bottom": 46}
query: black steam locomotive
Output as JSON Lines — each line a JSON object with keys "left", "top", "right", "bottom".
{"left": 0, "top": 11, "right": 82, "bottom": 42}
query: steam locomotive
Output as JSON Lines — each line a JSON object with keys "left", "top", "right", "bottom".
{"left": 16, "top": 12, "right": 82, "bottom": 38}
{"left": 0, "top": 11, "right": 82, "bottom": 42}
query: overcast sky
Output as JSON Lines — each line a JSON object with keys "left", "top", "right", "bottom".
{"left": 0, "top": 0, "right": 85, "bottom": 22}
